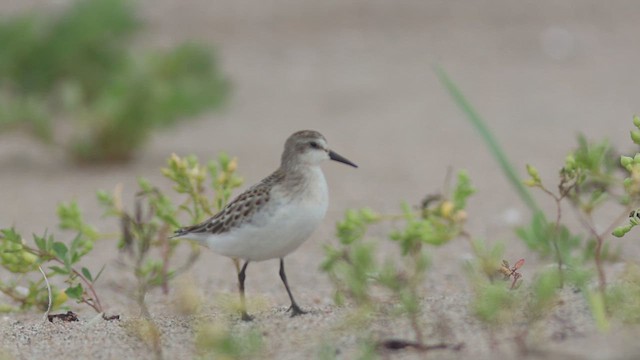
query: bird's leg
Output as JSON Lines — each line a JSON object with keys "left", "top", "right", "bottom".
{"left": 237, "top": 260, "right": 253, "bottom": 321}
{"left": 279, "top": 258, "right": 307, "bottom": 317}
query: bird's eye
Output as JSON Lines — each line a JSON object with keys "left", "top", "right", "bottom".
{"left": 309, "top": 141, "right": 320, "bottom": 149}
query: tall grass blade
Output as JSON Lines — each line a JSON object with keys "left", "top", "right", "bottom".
{"left": 434, "top": 66, "right": 540, "bottom": 214}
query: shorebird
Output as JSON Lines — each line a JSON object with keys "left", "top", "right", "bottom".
{"left": 172, "top": 130, "right": 357, "bottom": 320}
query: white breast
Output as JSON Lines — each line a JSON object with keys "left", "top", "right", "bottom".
{"left": 199, "top": 167, "right": 329, "bottom": 261}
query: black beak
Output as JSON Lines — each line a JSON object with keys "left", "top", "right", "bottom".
{"left": 329, "top": 150, "right": 358, "bottom": 168}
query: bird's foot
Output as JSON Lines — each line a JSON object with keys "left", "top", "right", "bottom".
{"left": 241, "top": 311, "right": 254, "bottom": 322}
{"left": 286, "top": 303, "right": 308, "bottom": 317}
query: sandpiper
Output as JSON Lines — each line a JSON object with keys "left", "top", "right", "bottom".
{"left": 172, "top": 130, "right": 357, "bottom": 320}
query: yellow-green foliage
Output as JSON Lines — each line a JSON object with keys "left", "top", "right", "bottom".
{"left": 0, "top": 153, "right": 242, "bottom": 313}
{"left": 322, "top": 171, "right": 475, "bottom": 344}
{"left": 0, "top": 0, "right": 229, "bottom": 163}
{"left": 0, "top": 204, "right": 104, "bottom": 313}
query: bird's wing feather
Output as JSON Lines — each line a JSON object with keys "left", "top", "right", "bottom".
{"left": 173, "top": 169, "right": 284, "bottom": 237}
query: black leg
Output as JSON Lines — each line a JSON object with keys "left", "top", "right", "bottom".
{"left": 279, "top": 258, "right": 307, "bottom": 317}
{"left": 238, "top": 260, "right": 253, "bottom": 321}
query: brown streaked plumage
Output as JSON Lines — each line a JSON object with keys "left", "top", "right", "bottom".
{"left": 173, "top": 170, "right": 284, "bottom": 236}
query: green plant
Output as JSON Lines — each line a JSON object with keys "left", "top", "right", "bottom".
{"left": 437, "top": 66, "right": 630, "bottom": 291}
{"left": 464, "top": 238, "right": 566, "bottom": 351}
{"left": 0, "top": 0, "right": 228, "bottom": 163}
{"left": 515, "top": 211, "right": 582, "bottom": 287}
{"left": 522, "top": 129, "right": 634, "bottom": 294}
{"left": 467, "top": 266, "right": 561, "bottom": 353}
{"left": 98, "top": 153, "right": 242, "bottom": 308}
{"left": 1, "top": 151, "right": 242, "bottom": 360}
{"left": 97, "top": 152, "right": 242, "bottom": 358}
{"left": 322, "top": 171, "right": 474, "bottom": 351}
{"left": 0, "top": 202, "right": 104, "bottom": 313}
{"left": 435, "top": 69, "right": 640, "bottom": 338}
{"left": 194, "top": 322, "right": 263, "bottom": 359}
{"left": 612, "top": 117, "right": 640, "bottom": 238}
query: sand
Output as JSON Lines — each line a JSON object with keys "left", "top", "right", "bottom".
{"left": 2, "top": 0, "right": 640, "bottom": 359}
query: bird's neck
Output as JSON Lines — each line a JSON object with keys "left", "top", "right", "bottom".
{"left": 279, "top": 164, "right": 326, "bottom": 196}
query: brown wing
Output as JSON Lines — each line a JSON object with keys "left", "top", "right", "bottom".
{"left": 173, "top": 169, "right": 284, "bottom": 237}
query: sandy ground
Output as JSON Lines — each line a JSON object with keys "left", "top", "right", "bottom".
{"left": 2, "top": 0, "right": 640, "bottom": 359}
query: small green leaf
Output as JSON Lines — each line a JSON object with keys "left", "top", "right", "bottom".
{"left": 96, "top": 190, "right": 113, "bottom": 206}
{"left": 0, "top": 228, "right": 22, "bottom": 244}
{"left": 631, "top": 130, "right": 640, "bottom": 145}
{"left": 34, "top": 234, "right": 47, "bottom": 251}
{"left": 49, "top": 265, "right": 69, "bottom": 275}
{"left": 81, "top": 267, "right": 93, "bottom": 282}
{"left": 57, "top": 201, "right": 99, "bottom": 240}
{"left": 453, "top": 170, "right": 475, "bottom": 210}
{"left": 65, "top": 283, "right": 84, "bottom": 300}
{"left": 52, "top": 242, "right": 68, "bottom": 261}
{"left": 71, "top": 252, "right": 80, "bottom": 264}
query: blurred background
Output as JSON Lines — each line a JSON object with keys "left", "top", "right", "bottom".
{"left": 0, "top": 0, "right": 639, "bottom": 314}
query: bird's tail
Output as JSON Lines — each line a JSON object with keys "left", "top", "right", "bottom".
{"left": 170, "top": 227, "right": 188, "bottom": 239}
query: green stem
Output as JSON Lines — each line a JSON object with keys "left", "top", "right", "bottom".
{"left": 537, "top": 185, "right": 565, "bottom": 286}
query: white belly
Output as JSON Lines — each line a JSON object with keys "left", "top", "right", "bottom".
{"left": 198, "top": 171, "right": 329, "bottom": 261}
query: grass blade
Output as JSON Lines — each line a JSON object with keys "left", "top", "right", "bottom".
{"left": 434, "top": 66, "right": 540, "bottom": 213}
